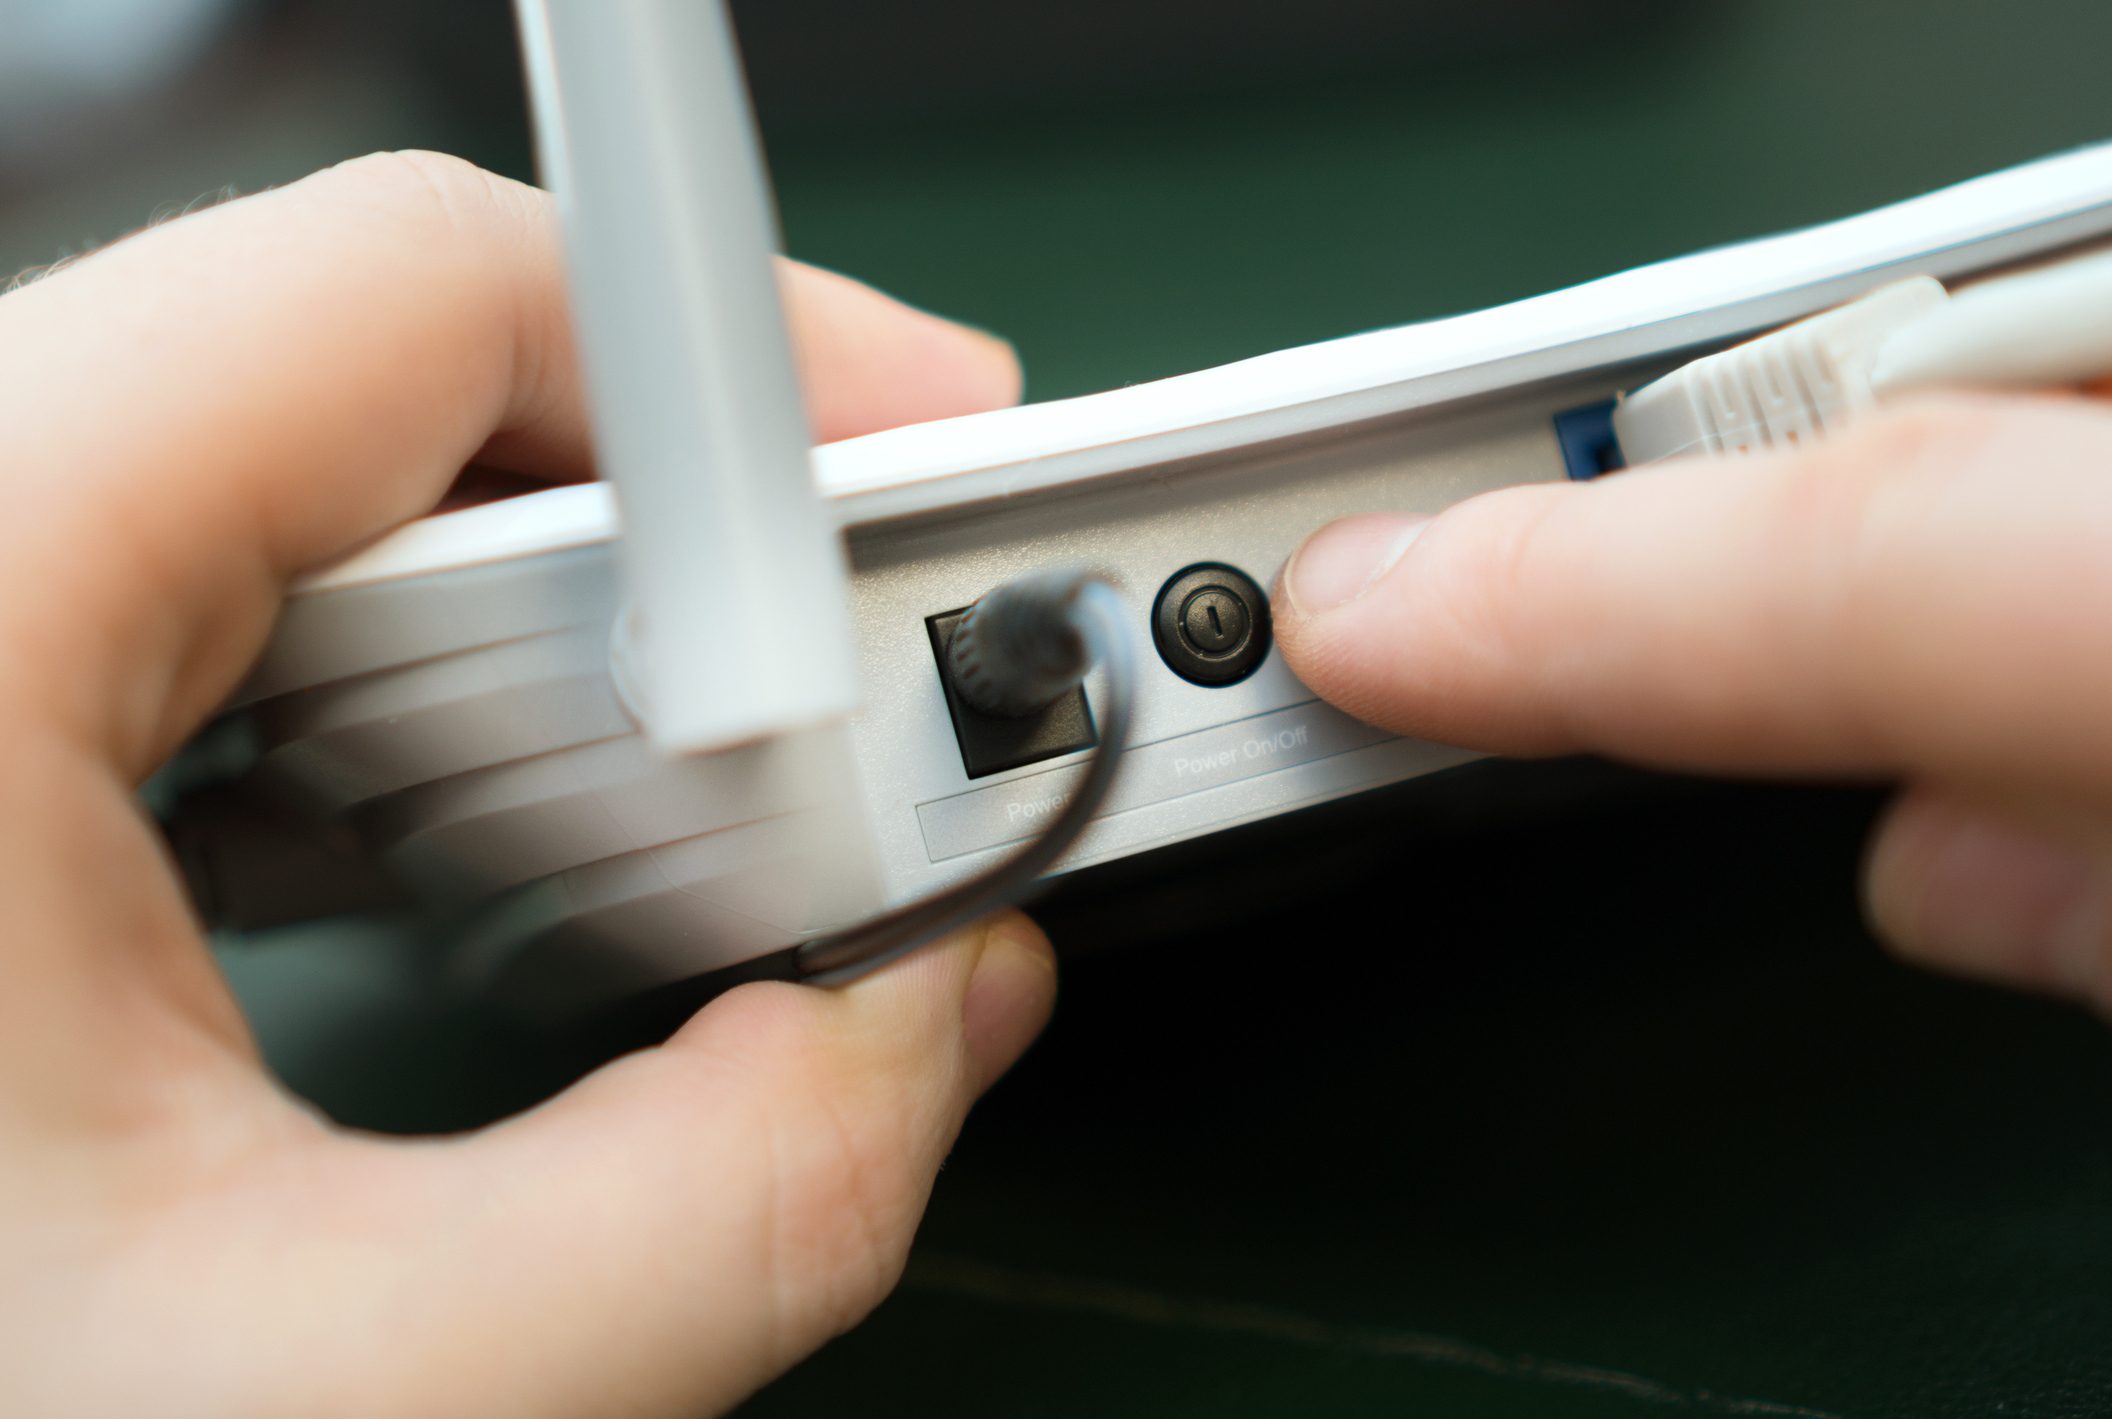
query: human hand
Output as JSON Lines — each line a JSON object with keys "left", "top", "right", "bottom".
{"left": 0, "top": 152, "right": 1054, "bottom": 1418}
{"left": 1274, "top": 392, "right": 2112, "bottom": 1010}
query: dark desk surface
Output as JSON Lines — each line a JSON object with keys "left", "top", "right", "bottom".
{"left": 735, "top": 776, "right": 2112, "bottom": 1419}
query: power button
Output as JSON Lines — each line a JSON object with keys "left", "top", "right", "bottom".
{"left": 1151, "top": 563, "right": 1271, "bottom": 686}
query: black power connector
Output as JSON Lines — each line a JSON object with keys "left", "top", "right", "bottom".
{"left": 927, "top": 605, "right": 1097, "bottom": 779}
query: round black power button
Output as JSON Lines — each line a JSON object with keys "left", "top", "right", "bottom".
{"left": 1151, "top": 563, "right": 1271, "bottom": 686}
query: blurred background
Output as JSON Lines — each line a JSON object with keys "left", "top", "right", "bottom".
{"left": 12, "top": 0, "right": 2112, "bottom": 397}
{"left": 10, "top": 1, "right": 2112, "bottom": 1415}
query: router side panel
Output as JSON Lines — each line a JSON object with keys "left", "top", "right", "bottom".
{"left": 240, "top": 547, "right": 614, "bottom": 703}
{"left": 251, "top": 625, "right": 629, "bottom": 808}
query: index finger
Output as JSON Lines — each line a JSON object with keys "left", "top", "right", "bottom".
{"left": 1273, "top": 396, "right": 2112, "bottom": 795}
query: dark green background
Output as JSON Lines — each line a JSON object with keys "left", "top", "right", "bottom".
{"left": 9, "top": 0, "right": 2112, "bottom": 1413}
{"left": 765, "top": 2, "right": 2112, "bottom": 401}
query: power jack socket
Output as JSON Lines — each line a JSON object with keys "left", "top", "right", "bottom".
{"left": 927, "top": 606, "right": 1097, "bottom": 779}
{"left": 1151, "top": 563, "right": 1271, "bottom": 686}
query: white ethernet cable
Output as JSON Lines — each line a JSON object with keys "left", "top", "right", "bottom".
{"left": 1613, "top": 244, "right": 2112, "bottom": 465}
{"left": 1870, "top": 243, "right": 2112, "bottom": 393}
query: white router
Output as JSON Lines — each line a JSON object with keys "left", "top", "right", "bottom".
{"left": 183, "top": 0, "right": 2112, "bottom": 1018}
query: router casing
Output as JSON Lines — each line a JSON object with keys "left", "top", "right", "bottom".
{"left": 225, "top": 145, "right": 2112, "bottom": 1017}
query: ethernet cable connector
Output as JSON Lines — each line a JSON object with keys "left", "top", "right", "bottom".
{"left": 1611, "top": 277, "right": 1948, "bottom": 465}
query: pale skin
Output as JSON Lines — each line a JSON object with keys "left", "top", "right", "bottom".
{"left": 1, "top": 148, "right": 2104, "bottom": 1415}
{"left": 0, "top": 153, "right": 1052, "bottom": 1418}
{"left": 1275, "top": 382, "right": 2112, "bottom": 1007}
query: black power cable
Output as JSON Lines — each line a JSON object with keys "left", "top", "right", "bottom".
{"left": 794, "top": 571, "right": 1134, "bottom": 985}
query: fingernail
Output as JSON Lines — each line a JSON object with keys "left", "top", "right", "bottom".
{"left": 1867, "top": 803, "right": 2110, "bottom": 998}
{"left": 1284, "top": 512, "right": 1429, "bottom": 616}
{"left": 962, "top": 916, "right": 1058, "bottom": 1092}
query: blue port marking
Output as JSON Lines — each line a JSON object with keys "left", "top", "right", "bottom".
{"left": 1553, "top": 399, "right": 1625, "bottom": 481}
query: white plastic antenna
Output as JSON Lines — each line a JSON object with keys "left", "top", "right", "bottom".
{"left": 514, "top": 0, "right": 860, "bottom": 753}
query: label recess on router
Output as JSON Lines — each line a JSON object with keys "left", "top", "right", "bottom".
{"left": 916, "top": 700, "right": 1392, "bottom": 862}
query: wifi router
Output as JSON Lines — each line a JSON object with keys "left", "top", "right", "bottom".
{"left": 182, "top": 8, "right": 2112, "bottom": 1016}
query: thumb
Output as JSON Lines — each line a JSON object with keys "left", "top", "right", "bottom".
{"left": 1864, "top": 788, "right": 2112, "bottom": 1010}
{"left": 364, "top": 914, "right": 1055, "bottom": 1417}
